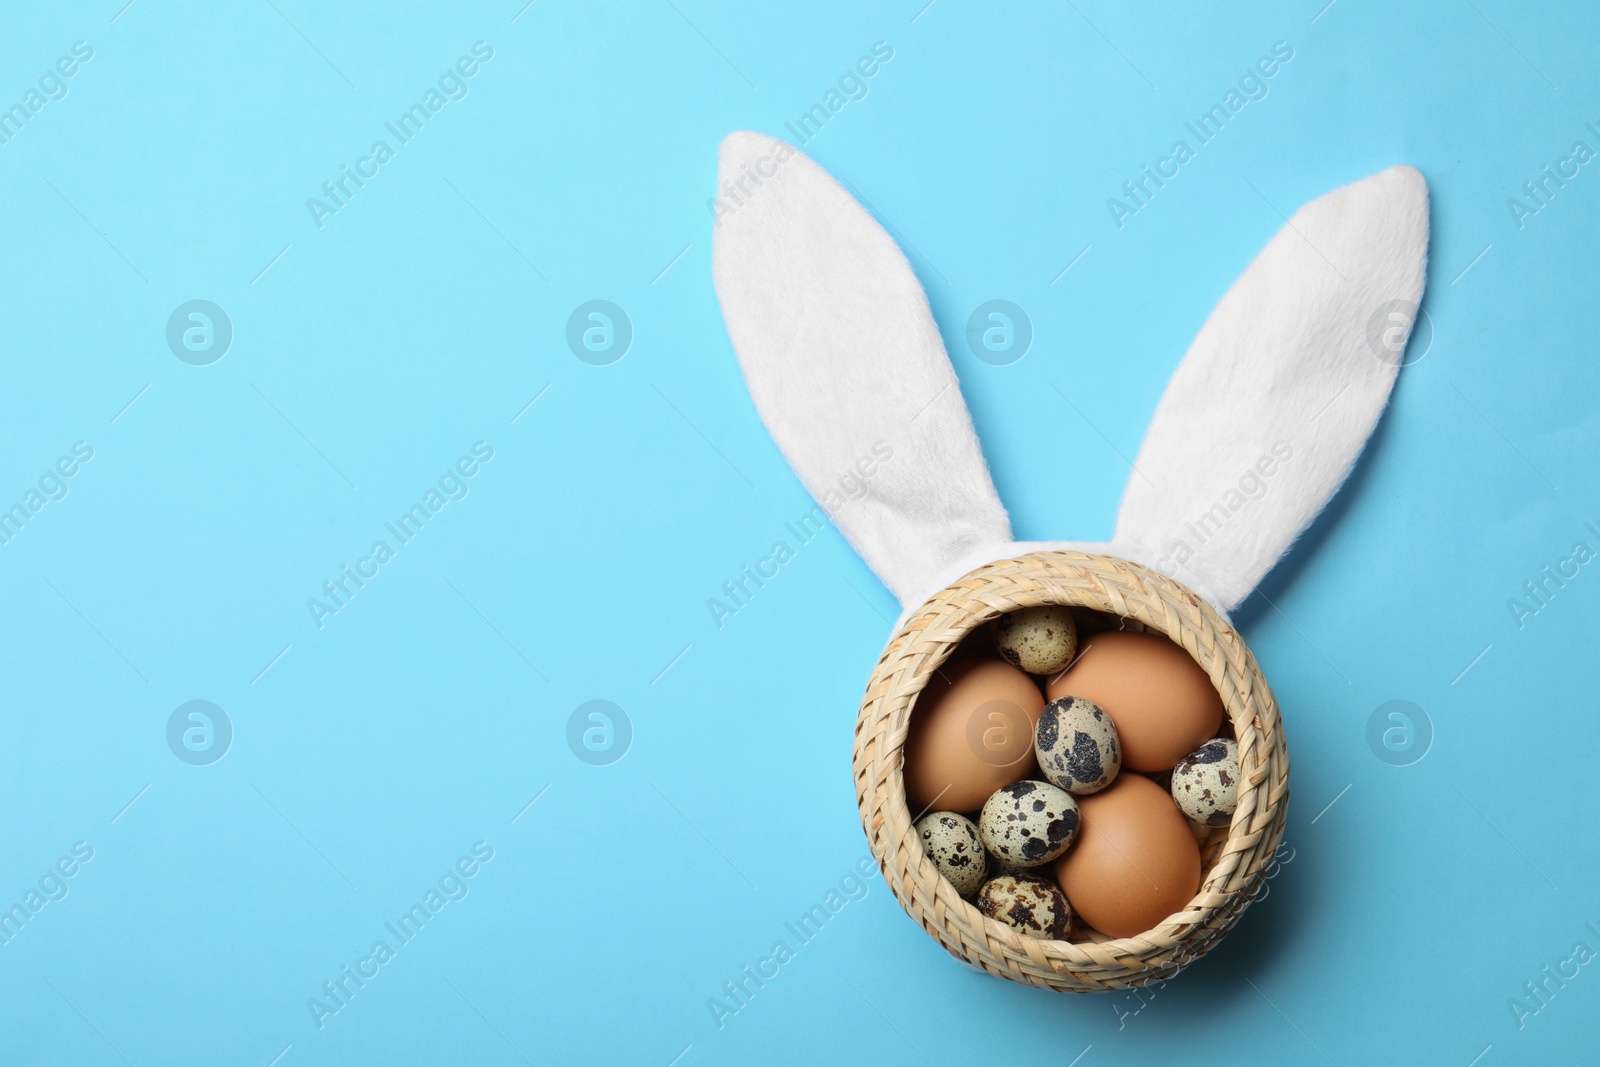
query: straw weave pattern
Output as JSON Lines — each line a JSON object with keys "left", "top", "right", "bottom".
{"left": 853, "top": 551, "right": 1289, "bottom": 992}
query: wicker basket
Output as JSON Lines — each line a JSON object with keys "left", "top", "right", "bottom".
{"left": 853, "top": 550, "right": 1289, "bottom": 992}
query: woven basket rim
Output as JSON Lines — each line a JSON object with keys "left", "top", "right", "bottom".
{"left": 853, "top": 549, "right": 1290, "bottom": 991}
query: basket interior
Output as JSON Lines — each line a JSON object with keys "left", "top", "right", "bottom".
{"left": 932, "top": 606, "right": 1239, "bottom": 914}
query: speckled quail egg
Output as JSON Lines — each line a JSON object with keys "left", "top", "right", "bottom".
{"left": 978, "top": 780, "right": 1080, "bottom": 867}
{"left": 1035, "top": 696, "right": 1121, "bottom": 795}
{"left": 976, "top": 874, "right": 1072, "bottom": 940}
{"left": 915, "top": 811, "right": 988, "bottom": 896}
{"left": 993, "top": 606, "right": 1078, "bottom": 675}
{"left": 1170, "top": 738, "right": 1240, "bottom": 826}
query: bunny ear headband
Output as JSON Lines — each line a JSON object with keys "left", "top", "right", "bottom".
{"left": 712, "top": 131, "right": 1429, "bottom": 623}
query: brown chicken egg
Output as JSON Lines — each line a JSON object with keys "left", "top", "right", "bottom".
{"left": 1045, "top": 631, "right": 1224, "bottom": 772}
{"left": 1054, "top": 773, "right": 1202, "bottom": 938}
{"left": 903, "top": 658, "right": 1045, "bottom": 813}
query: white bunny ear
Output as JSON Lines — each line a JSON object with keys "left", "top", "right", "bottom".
{"left": 712, "top": 132, "right": 1011, "bottom": 606}
{"left": 1112, "top": 166, "right": 1430, "bottom": 613}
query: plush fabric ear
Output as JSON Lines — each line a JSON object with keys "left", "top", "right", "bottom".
{"left": 1112, "top": 166, "right": 1430, "bottom": 613}
{"left": 712, "top": 132, "right": 1011, "bottom": 606}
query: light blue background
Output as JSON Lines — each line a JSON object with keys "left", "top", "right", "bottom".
{"left": 0, "top": 0, "right": 1595, "bottom": 1064}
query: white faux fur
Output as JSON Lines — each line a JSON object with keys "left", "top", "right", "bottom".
{"left": 711, "top": 131, "right": 1431, "bottom": 619}
{"left": 1111, "top": 165, "right": 1429, "bottom": 612}
{"left": 712, "top": 131, "right": 1010, "bottom": 605}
